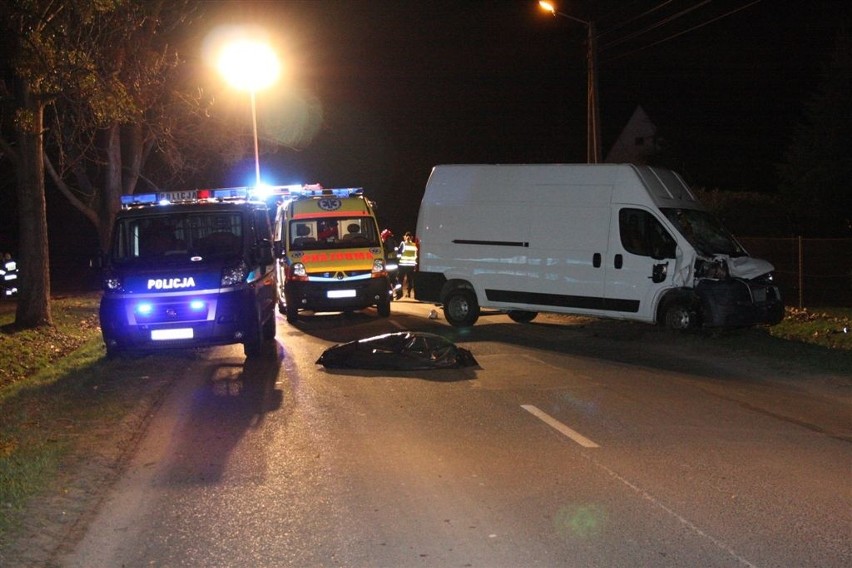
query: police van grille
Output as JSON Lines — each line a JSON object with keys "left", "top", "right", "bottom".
{"left": 142, "top": 303, "right": 206, "bottom": 323}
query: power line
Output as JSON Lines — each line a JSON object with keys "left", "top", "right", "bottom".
{"left": 598, "top": 0, "right": 711, "bottom": 52}
{"left": 600, "top": 0, "right": 763, "bottom": 63}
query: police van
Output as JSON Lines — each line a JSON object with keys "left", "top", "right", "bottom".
{"left": 273, "top": 185, "right": 392, "bottom": 323}
{"left": 415, "top": 164, "right": 784, "bottom": 330}
{"left": 99, "top": 187, "right": 278, "bottom": 358}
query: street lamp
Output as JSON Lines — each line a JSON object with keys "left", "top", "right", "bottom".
{"left": 539, "top": 1, "right": 602, "bottom": 164}
{"left": 218, "top": 39, "right": 281, "bottom": 186}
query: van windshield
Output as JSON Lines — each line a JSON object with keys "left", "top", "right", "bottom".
{"left": 289, "top": 218, "right": 379, "bottom": 250}
{"left": 111, "top": 212, "right": 243, "bottom": 265}
{"left": 661, "top": 208, "right": 746, "bottom": 257}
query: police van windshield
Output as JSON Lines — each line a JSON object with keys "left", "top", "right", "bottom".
{"left": 111, "top": 213, "right": 243, "bottom": 264}
{"left": 661, "top": 208, "right": 746, "bottom": 257}
{"left": 289, "top": 218, "right": 379, "bottom": 250}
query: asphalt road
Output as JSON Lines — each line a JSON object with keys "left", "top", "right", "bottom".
{"left": 62, "top": 300, "right": 851, "bottom": 567}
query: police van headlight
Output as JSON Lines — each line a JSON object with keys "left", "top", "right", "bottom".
{"left": 221, "top": 260, "right": 248, "bottom": 287}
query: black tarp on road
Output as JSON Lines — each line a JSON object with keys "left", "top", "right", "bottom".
{"left": 316, "top": 332, "right": 478, "bottom": 370}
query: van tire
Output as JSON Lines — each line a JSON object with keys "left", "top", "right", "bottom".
{"left": 263, "top": 312, "right": 277, "bottom": 340}
{"left": 244, "top": 316, "right": 264, "bottom": 358}
{"left": 377, "top": 297, "right": 391, "bottom": 317}
{"left": 286, "top": 302, "right": 298, "bottom": 324}
{"left": 663, "top": 301, "right": 697, "bottom": 330}
{"left": 443, "top": 289, "right": 479, "bottom": 327}
{"left": 507, "top": 310, "right": 537, "bottom": 323}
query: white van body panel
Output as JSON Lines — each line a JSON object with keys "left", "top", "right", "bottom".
{"left": 415, "top": 164, "right": 784, "bottom": 328}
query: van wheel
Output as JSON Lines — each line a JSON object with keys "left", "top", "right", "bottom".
{"left": 244, "top": 314, "right": 264, "bottom": 358}
{"left": 286, "top": 302, "right": 298, "bottom": 324}
{"left": 443, "top": 289, "right": 480, "bottom": 327}
{"left": 377, "top": 297, "right": 391, "bottom": 317}
{"left": 663, "top": 301, "right": 697, "bottom": 330}
{"left": 507, "top": 310, "right": 537, "bottom": 323}
{"left": 263, "top": 311, "right": 277, "bottom": 340}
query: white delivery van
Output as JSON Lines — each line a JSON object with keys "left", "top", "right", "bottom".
{"left": 414, "top": 164, "right": 784, "bottom": 329}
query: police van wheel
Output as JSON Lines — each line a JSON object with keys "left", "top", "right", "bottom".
{"left": 263, "top": 312, "right": 277, "bottom": 340}
{"left": 244, "top": 309, "right": 266, "bottom": 358}
{"left": 443, "top": 289, "right": 479, "bottom": 327}
{"left": 507, "top": 310, "right": 537, "bottom": 323}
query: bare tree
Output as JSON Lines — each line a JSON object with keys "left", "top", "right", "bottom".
{"left": 0, "top": 0, "right": 227, "bottom": 328}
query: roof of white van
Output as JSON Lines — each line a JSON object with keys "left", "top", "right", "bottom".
{"left": 427, "top": 164, "right": 703, "bottom": 210}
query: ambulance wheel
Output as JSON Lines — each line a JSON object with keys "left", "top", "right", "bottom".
{"left": 286, "top": 302, "right": 298, "bottom": 324}
{"left": 443, "top": 289, "right": 479, "bottom": 327}
{"left": 377, "top": 297, "right": 391, "bottom": 317}
{"left": 663, "top": 301, "right": 697, "bottom": 330}
{"left": 507, "top": 310, "right": 538, "bottom": 323}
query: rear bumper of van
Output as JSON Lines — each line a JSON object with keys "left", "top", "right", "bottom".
{"left": 285, "top": 277, "right": 390, "bottom": 312}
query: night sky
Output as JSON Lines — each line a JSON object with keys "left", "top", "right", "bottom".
{"left": 3, "top": 0, "right": 849, "bottom": 257}
{"left": 202, "top": 0, "right": 850, "bottom": 233}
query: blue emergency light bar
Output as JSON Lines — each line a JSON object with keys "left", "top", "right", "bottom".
{"left": 270, "top": 185, "right": 363, "bottom": 199}
{"left": 119, "top": 184, "right": 362, "bottom": 208}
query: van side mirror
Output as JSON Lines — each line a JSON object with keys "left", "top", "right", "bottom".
{"left": 651, "top": 262, "right": 668, "bottom": 283}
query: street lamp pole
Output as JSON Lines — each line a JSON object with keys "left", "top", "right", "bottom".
{"left": 217, "top": 37, "right": 281, "bottom": 186}
{"left": 539, "top": 1, "right": 602, "bottom": 164}
{"left": 250, "top": 90, "right": 261, "bottom": 186}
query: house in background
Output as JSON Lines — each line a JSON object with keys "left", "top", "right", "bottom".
{"left": 605, "top": 105, "right": 660, "bottom": 165}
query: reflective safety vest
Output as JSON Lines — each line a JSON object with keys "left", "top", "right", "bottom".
{"left": 399, "top": 241, "right": 418, "bottom": 267}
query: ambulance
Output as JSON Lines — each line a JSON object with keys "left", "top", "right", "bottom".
{"left": 99, "top": 187, "right": 278, "bottom": 358}
{"left": 415, "top": 164, "right": 784, "bottom": 330}
{"left": 273, "top": 186, "right": 392, "bottom": 323}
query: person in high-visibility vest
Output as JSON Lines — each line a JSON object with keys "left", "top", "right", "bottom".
{"left": 0, "top": 252, "right": 18, "bottom": 297}
{"left": 397, "top": 231, "right": 418, "bottom": 298}
{"left": 381, "top": 229, "right": 403, "bottom": 299}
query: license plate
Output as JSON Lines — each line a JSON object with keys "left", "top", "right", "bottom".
{"left": 327, "top": 289, "right": 356, "bottom": 299}
{"left": 151, "top": 328, "right": 194, "bottom": 340}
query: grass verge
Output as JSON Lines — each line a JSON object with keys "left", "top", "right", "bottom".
{"left": 0, "top": 295, "right": 124, "bottom": 541}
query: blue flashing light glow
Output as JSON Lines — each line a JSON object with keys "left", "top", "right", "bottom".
{"left": 189, "top": 300, "right": 206, "bottom": 311}
{"left": 121, "top": 193, "right": 158, "bottom": 206}
{"left": 136, "top": 302, "right": 153, "bottom": 315}
{"left": 211, "top": 187, "right": 248, "bottom": 200}
{"left": 251, "top": 184, "right": 273, "bottom": 200}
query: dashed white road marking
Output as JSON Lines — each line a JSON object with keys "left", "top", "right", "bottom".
{"left": 521, "top": 404, "right": 601, "bottom": 448}
{"left": 520, "top": 405, "right": 758, "bottom": 567}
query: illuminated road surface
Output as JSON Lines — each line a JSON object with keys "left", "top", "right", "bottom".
{"left": 63, "top": 301, "right": 851, "bottom": 567}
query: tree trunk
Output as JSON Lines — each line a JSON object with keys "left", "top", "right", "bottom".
{"left": 15, "top": 85, "right": 52, "bottom": 328}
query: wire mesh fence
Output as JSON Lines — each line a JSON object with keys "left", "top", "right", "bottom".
{"left": 739, "top": 237, "right": 852, "bottom": 308}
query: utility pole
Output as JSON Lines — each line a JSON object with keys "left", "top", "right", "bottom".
{"left": 540, "top": 1, "right": 602, "bottom": 164}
